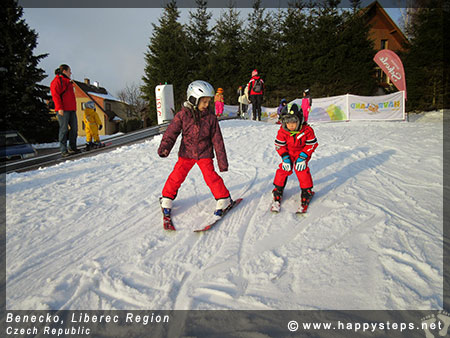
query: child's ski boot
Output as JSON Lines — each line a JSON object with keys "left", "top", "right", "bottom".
{"left": 270, "top": 185, "right": 284, "bottom": 213}
{"left": 214, "top": 197, "right": 232, "bottom": 218}
{"left": 85, "top": 142, "right": 94, "bottom": 151}
{"left": 297, "top": 188, "right": 315, "bottom": 214}
{"left": 160, "top": 197, "right": 175, "bottom": 230}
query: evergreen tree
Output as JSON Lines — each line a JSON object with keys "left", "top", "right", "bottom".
{"left": 1, "top": 0, "right": 57, "bottom": 143}
{"left": 278, "top": 2, "right": 310, "bottom": 98}
{"left": 141, "top": 1, "right": 190, "bottom": 124}
{"left": 335, "top": 8, "right": 377, "bottom": 95}
{"left": 210, "top": 3, "right": 244, "bottom": 103}
{"left": 307, "top": 1, "right": 376, "bottom": 96}
{"left": 186, "top": 0, "right": 213, "bottom": 81}
{"left": 243, "top": 0, "right": 279, "bottom": 106}
{"left": 403, "top": 1, "right": 447, "bottom": 110}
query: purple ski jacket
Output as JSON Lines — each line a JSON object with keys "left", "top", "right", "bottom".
{"left": 158, "top": 105, "right": 229, "bottom": 172}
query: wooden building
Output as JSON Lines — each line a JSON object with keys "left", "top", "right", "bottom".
{"left": 362, "top": 1, "right": 409, "bottom": 87}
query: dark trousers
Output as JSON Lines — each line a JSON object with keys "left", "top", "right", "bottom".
{"left": 58, "top": 110, "right": 78, "bottom": 152}
{"left": 250, "top": 95, "right": 263, "bottom": 121}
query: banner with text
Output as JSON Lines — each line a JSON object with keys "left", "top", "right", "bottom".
{"left": 220, "top": 92, "right": 405, "bottom": 122}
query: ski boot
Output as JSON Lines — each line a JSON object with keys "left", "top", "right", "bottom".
{"left": 85, "top": 142, "right": 94, "bottom": 151}
{"left": 160, "top": 197, "right": 175, "bottom": 230}
{"left": 214, "top": 197, "right": 232, "bottom": 218}
{"left": 271, "top": 185, "right": 284, "bottom": 213}
{"left": 298, "top": 188, "right": 314, "bottom": 214}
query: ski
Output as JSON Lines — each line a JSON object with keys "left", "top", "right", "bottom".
{"left": 83, "top": 141, "right": 112, "bottom": 152}
{"left": 163, "top": 215, "right": 176, "bottom": 231}
{"left": 194, "top": 198, "right": 243, "bottom": 232}
{"left": 296, "top": 191, "right": 315, "bottom": 214}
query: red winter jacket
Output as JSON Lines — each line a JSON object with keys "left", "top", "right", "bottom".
{"left": 274, "top": 124, "right": 318, "bottom": 160}
{"left": 158, "top": 105, "right": 229, "bottom": 171}
{"left": 50, "top": 74, "right": 76, "bottom": 111}
{"left": 247, "top": 76, "right": 264, "bottom": 96}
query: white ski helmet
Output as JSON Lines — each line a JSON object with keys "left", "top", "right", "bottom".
{"left": 186, "top": 80, "right": 215, "bottom": 107}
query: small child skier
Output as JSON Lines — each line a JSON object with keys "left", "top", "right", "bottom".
{"left": 276, "top": 98, "right": 288, "bottom": 124}
{"left": 271, "top": 102, "right": 318, "bottom": 213}
{"left": 214, "top": 87, "right": 224, "bottom": 117}
{"left": 83, "top": 100, "right": 103, "bottom": 150}
{"left": 158, "top": 80, "right": 232, "bottom": 230}
{"left": 301, "top": 88, "right": 312, "bottom": 123}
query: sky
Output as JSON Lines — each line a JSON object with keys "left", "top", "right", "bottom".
{"left": 21, "top": 4, "right": 403, "bottom": 96}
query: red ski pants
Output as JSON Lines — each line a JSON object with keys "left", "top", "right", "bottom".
{"left": 273, "top": 160, "right": 313, "bottom": 189}
{"left": 162, "top": 157, "right": 229, "bottom": 200}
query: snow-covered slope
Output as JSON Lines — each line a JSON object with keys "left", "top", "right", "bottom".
{"left": 6, "top": 112, "right": 443, "bottom": 310}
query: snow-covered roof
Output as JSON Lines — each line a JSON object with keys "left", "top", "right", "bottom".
{"left": 88, "top": 91, "right": 124, "bottom": 103}
{"left": 112, "top": 116, "right": 123, "bottom": 121}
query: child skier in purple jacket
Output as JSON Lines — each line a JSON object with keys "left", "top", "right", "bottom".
{"left": 158, "top": 80, "right": 232, "bottom": 230}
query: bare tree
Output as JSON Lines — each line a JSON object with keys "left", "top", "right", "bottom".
{"left": 116, "top": 82, "right": 147, "bottom": 119}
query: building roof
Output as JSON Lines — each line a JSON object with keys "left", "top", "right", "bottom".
{"left": 73, "top": 80, "right": 117, "bottom": 121}
{"left": 362, "top": 1, "right": 409, "bottom": 51}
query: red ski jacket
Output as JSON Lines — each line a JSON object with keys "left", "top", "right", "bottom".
{"left": 50, "top": 74, "right": 76, "bottom": 111}
{"left": 274, "top": 124, "right": 318, "bottom": 160}
{"left": 158, "top": 105, "right": 229, "bottom": 172}
{"left": 247, "top": 76, "right": 264, "bottom": 96}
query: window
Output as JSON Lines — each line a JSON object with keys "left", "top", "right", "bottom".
{"left": 105, "top": 103, "right": 111, "bottom": 111}
{"left": 381, "top": 39, "right": 388, "bottom": 49}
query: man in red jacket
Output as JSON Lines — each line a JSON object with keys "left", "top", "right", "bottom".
{"left": 158, "top": 80, "right": 232, "bottom": 224}
{"left": 50, "top": 64, "right": 79, "bottom": 156}
{"left": 247, "top": 69, "right": 265, "bottom": 121}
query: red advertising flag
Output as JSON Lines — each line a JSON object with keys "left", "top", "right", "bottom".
{"left": 374, "top": 49, "right": 407, "bottom": 100}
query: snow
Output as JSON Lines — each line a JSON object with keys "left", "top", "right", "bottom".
{"left": 87, "top": 91, "right": 124, "bottom": 102}
{"left": 6, "top": 111, "right": 444, "bottom": 310}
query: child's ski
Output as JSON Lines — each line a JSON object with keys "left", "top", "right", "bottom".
{"left": 163, "top": 215, "right": 176, "bottom": 231}
{"left": 296, "top": 191, "right": 315, "bottom": 214}
{"left": 160, "top": 202, "right": 176, "bottom": 231}
{"left": 194, "top": 198, "right": 243, "bottom": 232}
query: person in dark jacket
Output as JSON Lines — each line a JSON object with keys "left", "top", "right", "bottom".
{"left": 50, "top": 64, "right": 79, "bottom": 156}
{"left": 158, "top": 80, "right": 232, "bottom": 218}
{"left": 247, "top": 69, "right": 265, "bottom": 121}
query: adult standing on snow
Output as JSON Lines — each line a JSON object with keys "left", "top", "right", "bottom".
{"left": 50, "top": 64, "right": 79, "bottom": 157}
{"left": 301, "top": 88, "right": 312, "bottom": 123}
{"left": 247, "top": 69, "right": 265, "bottom": 121}
{"left": 158, "top": 80, "right": 232, "bottom": 230}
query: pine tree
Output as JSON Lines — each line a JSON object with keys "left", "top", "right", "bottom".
{"left": 209, "top": 3, "right": 245, "bottom": 102}
{"left": 403, "top": 1, "right": 447, "bottom": 110}
{"left": 186, "top": 0, "right": 213, "bottom": 81}
{"left": 243, "top": 0, "right": 279, "bottom": 106}
{"left": 278, "top": 2, "right": 310, "bottom": 98}
{"left": 141, "top": 1, "right": 190, "bottom": 124}
{"left": 307, "top": 1, "right": 376, "bottom": 96}
{"left": 335, "top": 8, "right": 377, "bottom": 95}
{"left": 1, "top": 0, "right": 57, "bottom": 143}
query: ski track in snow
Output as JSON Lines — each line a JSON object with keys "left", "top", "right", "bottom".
{"left": 5, "top": 112, "right": 444, "bottom": 311}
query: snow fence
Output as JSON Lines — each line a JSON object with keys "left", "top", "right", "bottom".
{"left": 222, "top": 91, "right": 406, "bottom": 123}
